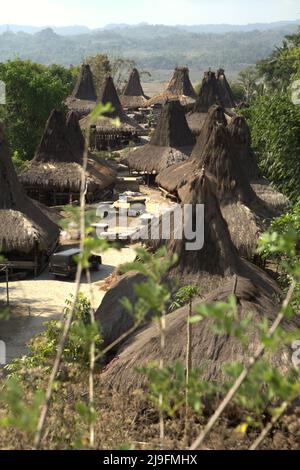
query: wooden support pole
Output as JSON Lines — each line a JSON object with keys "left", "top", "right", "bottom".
{"left": 5, "top": 265, "right": 9, "bottom": 307}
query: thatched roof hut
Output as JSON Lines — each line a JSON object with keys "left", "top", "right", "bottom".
{"left": 216, "top": 68, "right": 236, "bottom": 108}
{"left": 0, "top": 122, "right": 59, "bottom": 267}
{"left": 146, "top": 67, "right": 197, "bottom": 107}
{"left": 65, "top": 64, "right": 97, "bottom": 118}
{"left": 125, "top": 100, "right": 195, "bottom": 175}
{"left": 228, "top": 115, "right": 260, "bottom": 180}
{"left": 96, "top": 173, "right": 280, "bottom": 351}
{"left": 120, "top": 68, "right": 149, "bottom": 110}
{"left": 186, "top": 70, "right": 233, "bottom": 136}
{"left": 80, "top": 76, "right": 142, "bottom": 150}
{"left": 101, "top": 275, "right": 291, "bottom": 392}
{"left": 156, "top": 105, "right": 227, "bottom": 193}
{"left": 157, "top": 108, "right": 280, "bottom": 257}
{"left": 20, "top": 110, "right": 116, "bottom": 205}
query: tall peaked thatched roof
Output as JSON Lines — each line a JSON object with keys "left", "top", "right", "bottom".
{"left": 101, "top": 275, "right": 288, "bottom": 392}
{"left": 157, "top": 111, "right": 280, "bottom": 257}
{"left": 186, "top": 123, "right": 257, "bottom": 205}
{"left": 0, "top": 123, "right": 59, "bottom": 253}
{"left": 121, "top": 68, "right": 149, "bottom": 109}
{"left": 34, "top": 109, "right": 79, "bottom": 164}
{"left": 99, "top": 75, "right": 125, "bottom": 119}
{"left": 20, "top": 110, "right": 116, "bottom": 195}
{"left": 156, "top": 104, "right": 227, "bottom": 192}
{"left": 228, "top": 115, "right": 260, "bottom": 180}
{"left": 80, "top": 76, "right": 142, "bottom": 133}
{"left": 185, "top": 71, "right": 228, "bottom": 136}
{"left": 72, "top": 64, "right": 97, "bottom": 101}
{"left": 96, "top": 173, "right": 280, "bottom": 354}
{"left": 195, "top": 70, "right": 223, "bottom": 112}
{"left": 151, "top": 99, "right": 195, "bottom": 148}
{"left": 166, "top": 67, "right": 196, "bottom": 98}
{"left": 125, "top": 100, "right": 195, "bottom": 174}
{"left": 66, "top": 110, "right": 85, "bottom": 162}
{"left": 216, "top": 68, "right": 236, "bottom": 108}
{"left": 146, "top": 67, "right": 197, "bottom": 107}
{"left": 152, "top": 171, "right": 276, "bottom": 290}
{"left": 65, "top": 64, "right": 97, "bottom": 117}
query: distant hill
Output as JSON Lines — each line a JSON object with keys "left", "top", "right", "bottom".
{"left": 178, "top": 19, "right": 300, "bottom": 34}
{"left": 0, "top": 22, "right": 299, "bottom": 81}
{"left": 0, "top": 24, "right": 90, "bottom": 35}
{"left": 1, "top": 20, "right": 299, "bottom": 36}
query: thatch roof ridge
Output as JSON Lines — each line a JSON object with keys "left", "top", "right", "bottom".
{"left": 194, "top": 70, "right": 224, "bottom": 113}
{"left": 145, "top": 67, "right": 197, "bottom": 107}
{"left": 80, "top": 75, "right": 142, "bottom": 132}
{"left": 123, "top": 68, "right": 147, "bottom": 98}
{"left": 66, "top": 110, "right": 85, "bottom": 162}
{"left": 0, "top": 127, "right": 59, "bottom": 253}
{"left": 125, "top": 100, "right": 195, "bottom": 174}
{"left": 166, "top": 66, "right": 196, "bottom": 98}
{"left": 101, "top": 275, "right": 287, "bottom": 392}
{"left": 166, "top": 172, "right": 242, "bottom": 279}
{"left": 151, "top": 100, "right": 195, "bottom": 148}
{"left": 95, "top": 172, "right": 280, "bottom": 355}
{"left": 72, "top": 64, "right": 97, "bottom": 101}
{"left": 156, "top": 105, "right": 228, "bottom": 192}
{"left": 20, "top": 110, "right": 117, "bottom": 193}
{"left": 98, "top": 75, "right": 126, "bottom": 119}
{"left": 188, "top": 123, "right": 257, "bottom": 205}
{"left": 33, "top": 109, "right": 79, "bottom": 164}
{"left": 121, "top": 68, "right": 149, "bottom": 109}
{"left": 228, "top": 114, "right": 260, "bottom": 180}
{"left": 216, "top": 68, "right": 236, "bottom": 108}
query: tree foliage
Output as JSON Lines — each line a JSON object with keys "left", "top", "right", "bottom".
{"left": 0, "top": 59, "right": 74, "bottom": 161}
{"left": 243, "top": 91, "right": 300, "bottom": 201}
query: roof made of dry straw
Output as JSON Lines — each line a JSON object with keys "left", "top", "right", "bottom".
{"left": 125, "top": 100, "right": 195, "bottom": 174}
{"left": 20, "top": 110, "right": 116, "bottom": 192}
{"left": 145, "top": 67, "right": 197, "bottom": 107}
{"left": 65, "top": 64, "right": 97, "bottom": 116}
{"left": 185, "top": 70, "right": 236, "bottom": 136}
{"left": 0, "top": 125, "right": 59, "bottom": 253}
{"left": 72, "top": 64, "right": 97, "bottom": 101}
{"left": 80, "top": 75, "right": 142, "bottom": 132}
{"left": 216, "top": 68, "right": 236, "bottom": 108}
{"left": 228, "top": 115, "right": 260, "bottom": 180}
{"left": 156, "top": 105, "right": 228, "bottom": 193}
{"left": 101, "top": 275, "right": 289, "bottom": 392}
{"left": 157, "top": 107, "right": 286, "bottom": 257}
{"left": 120, "top": 68, "right": 149, "bottom": 109}
{"left": 95, "top": 173, "right": 280, "bottom": 356}
{"left": 195, "top": 70, "right": 224, "bottom": 112}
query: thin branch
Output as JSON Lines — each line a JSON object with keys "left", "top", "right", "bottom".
{"left": 249, "top": 401, "right": 288, "bottom": 451}
{"left": 159, "top": 311, "right": 166, "bottom": 449}
{"left": 184, "top": 298, "right": 192, "bottom": 446}
{"left": 86, "top": 268, "right": 96, "bottom": 449}
{"left": 33, "top": 129, "right": 90, "bottom": 450}
{"left": 189, "top": 280, "right": 296, "bottom": 451}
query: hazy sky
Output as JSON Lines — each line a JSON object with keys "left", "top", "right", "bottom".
{"left": 1, "top": 0, "right": 299, "bottom": 28}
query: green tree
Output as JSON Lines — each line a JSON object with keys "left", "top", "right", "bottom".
{"left": 0, "top": 59, "right": 73, "bottom": 162}
{"left": 238, "top": 66, "right": 262, "bottom": 102}
{"left": 257, "top": 27, "right": 300, "bottom": 90}
{"left": 243, "top": 91, "right": 300, "bottom": 201}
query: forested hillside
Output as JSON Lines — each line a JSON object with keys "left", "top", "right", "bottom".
{"left": 0, "top": 23, "right": 299, "bottom": 78}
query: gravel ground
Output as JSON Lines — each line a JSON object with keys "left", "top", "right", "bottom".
{"left": 0, "top": 246, "right": 137, "bottom": 363}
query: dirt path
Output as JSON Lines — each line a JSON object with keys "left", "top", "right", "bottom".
{"left": 0, "top": 246, "right": 137, "bottom": 363}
